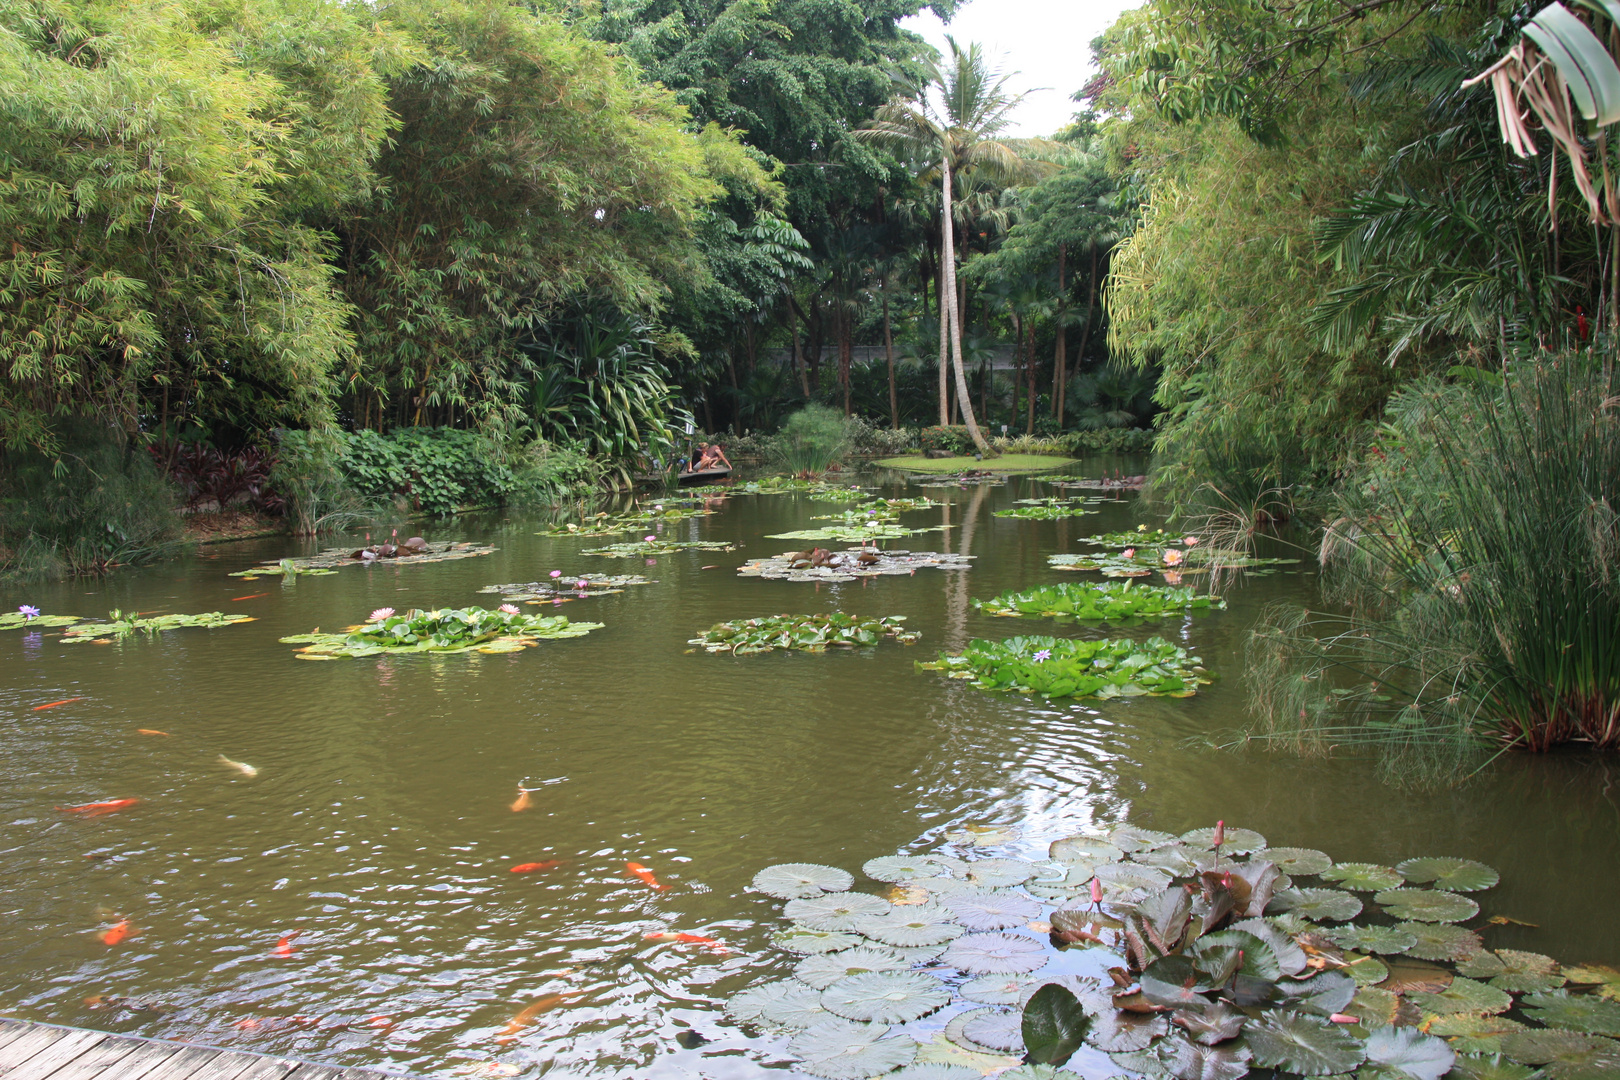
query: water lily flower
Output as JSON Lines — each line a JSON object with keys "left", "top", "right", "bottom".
{"left": 1032, "top": 649, "right": 1051, "bottom": 662}
{"left": 549, "top": 570, "right": 562, "bottom": 579}
{"left": 1163, "top": 549, "right": 1184, "bottom": 566}
{"left": 1162, "top": 570, "right": 1183, "bottom": 585}
{"left": 1183, "top": 536, "right": 1200, "bottom": 546}
{"left": 1090, "top": 878, "right": 1103, "bottom": 905}
{"left": 645, "top": 535, "right": 656, "bottom": 543}
{"left": 498, "top": 604, "right": 520, "bottom": 615}
{"left": 1122, "top": 548, "right": 1136, "bottom": 559}
{"left": 577, "top": 580, "right": 589, "bottom": 589}
{"left": 1213, "top": 820, "right": 1225, "bottom": 849}
{"left": 654, "top": 504, "right": 664, "bottom": 512}
{"left": 1136, "top": 524, "right": 1148, "bottom": 532}
{"left": 369, "top": 607, "right": 395, "bottom": 621}
{"left": 18, "top": 605, "right": 40, "bottom": 621}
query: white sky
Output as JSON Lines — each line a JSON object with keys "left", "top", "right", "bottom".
{"left": 902, "top": 0, "right": 1143, "bottom": 137}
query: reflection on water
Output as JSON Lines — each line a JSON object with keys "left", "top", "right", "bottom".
{"left": 1, "top": 462, "right": 1617, "bottom": 1078}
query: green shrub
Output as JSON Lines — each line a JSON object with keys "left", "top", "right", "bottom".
{"left": 919, "top": 425, "right": 972, "bottom": 454}
{"left": 769, "top": 405, "right": 854, "bottom": 475}
{"left": 845, "top": 416, "right": 917, "bottom": 456}
{"left": 1063, "top": 428, "right": 1155, "bottom": 453}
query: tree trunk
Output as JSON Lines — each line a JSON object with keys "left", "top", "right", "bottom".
{"left": 941, "top": 155, "right": 988, "bottom": 452}
{"left": 1025, "top": 319, "right": 1036, "bottom": 435}
{"left": 883, "top": 275, "right": 898, "bottom": 429}
{"left": 790, "top": 298, "right": 809, "bottom": 397}
{"left": 1009, "top": 311, "right": 1022, "bottom": 428}
{"left": 1052, "top": 243, "right": 1066, "bottom": 424}
{"left": 936, "top": 257, "right": 949, "bottom": 425}
{"left": 838, "top": 304, "right": 853, "bottom": 416}
{"left": 1070, "top": 245, "right": 1100, "bottom": 385}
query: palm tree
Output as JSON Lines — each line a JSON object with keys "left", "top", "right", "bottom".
{"left": 857, "top": 38, "right": 1048, "bottom": 452}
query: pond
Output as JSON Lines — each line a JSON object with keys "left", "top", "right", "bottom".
{"left": 2, "top": 458, "right": 1617, "bottom": 1079}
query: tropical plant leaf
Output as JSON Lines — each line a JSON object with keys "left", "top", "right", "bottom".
{"left": 1245, "top": 1010, "right": 1366, "bottom": 1075}
{"left": 965, "top": 858, "right": 1038, "bottom": 888}
{"left": 961, "top": 974, "right": 1044, "bottom": 1006}
{"left": 1408, "top": 977, "right": 1514, "bottom": 1016}
{"left": 1322, "top": 863, "right": 1405, "bottom": 892}
{"left": 1398, "top": 922, "right": 1483, "bottom": 961}
{"left": 1395, "top": 857, "right": 1499, "bottom": 893}
{"left": 795, "top": 946, "right": 913, "bottom": 990}
{"left": 918, "top": 635, "right": 1210, "bottom": 699}
{"left": 1049, "top": 836, "right": 1124, "bottom": 864}
{"left": 754, "top": 863, "right": 856, "bottom": 899}
{"left": 1327, "top": 925, "right": 1418, "bottom": 955}
{"left": 1266, "top": 912, "right": 1319, "bottom": 936}
{"left": 1374, "top": 888, "right": 1479, "bottom": 923}
{"left": 1345, "top": 987, "right": 1405, "bottom": 1029}
{"left": 788, "top": 1019, "right": 919, "bottom": 1079}
{"left": 941, "top": 932, "right": 1051, "bottom": 974}
{"left": 1274, "top": 971, "right": 1358, "bottom": 1016}
{"left": 282, "top": 607, "right": 595, "bottom": 658}
{"left": 822, "top": 971, "right": 953, "bottom": 1024}
{"left": 773, "top": 927, "right": 864, "bottom": 954}
{"left": 960, "top": 1007, "right": 1025, "bottom": 1053}
{"left": 1271, "top": 887, "right": 1364, "bottom": 922}
{"left": 946, "top": 1007, "right": 1017, "bottom": 1054}
{"left": 974, "top": 580, "right": 1223, "bottom": 621}
{"left": 1083, "top": 1005, "right": 1168, "bottom": 1053}
{"left": 1522, "top": 990, "right": 1620, "bottom": 1036}
{"left": 1347, "top": 955, "right": 1391, "bottom": 987}
{"left": 1362, "top": 1025, "right": 1454, "bottom": 1080}
{"left": 944, "top": 891, "right": 1041, "bottom": 931}
{"left": 1156, "top": 1036, "right": 1254, "bottom": 1080}
{"left": 1134, "top": 845, "right": 1205, "bottom": 876}
{"left": 690, "top": 612, "right": 920, "bottom": 654}
{"left": 1227, "top": 917, "right": 1308, "bottom": 975}
{"left": 0, "top": 612, "right": 82, "bottom": 629}
{"left": 787, "top": 893, "right": 894, "bottom": 931}
{"left": 1264, "top": 847, "right": 1333, "bottom": 875}
{"left": 993, "top": 1067, "right": 1086, "bottom": 1080}
{"left": 1179, "top": 826, "right": 1267, "bottom": 855}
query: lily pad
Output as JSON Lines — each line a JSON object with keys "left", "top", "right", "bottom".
{"left": 1407, "top": 977, "right": 1513, "bottom": 1017}
{"left": 1265, "top": 847, "right": 1334, "bottom": 876}
{"left": 889, "top": 1066, "right": 983, "bottom": 1080}
{"left": 1445, "top": 1054, "right": 1542, "bottom": 1080}
{"left": 1379, "top": 956, "right": 1455, "bottom": 995}
{"left": 945, "top": 1007, "right": 1015, "bottom": 1054}
{"left": 822, "top": 971, "right": 952, "bottom": 1024}
{"left": 1326, "top": 925, "right": 1418, "bottom": 955}
{"left": 1345, "top": 987, "right": 1404, "bottom": 1029}
{"left": 1374, "top": 888, "right": 1479, "bottom": 923}
{"left": 1155, "top": 1035, "right": 1254, "bottom": 1080}
{"left": 974, "top": 581, "right": 1223, "bottom": 621}
{"left": 1107, "top": 825, "right": 1179, "bottom": 852}
{"left": 863, "top": 855, "right": 962, "bottom": 882}
{"left": 1425, "top": 1015, "right": 1526, "bottom": 1055}
{"left": 1566, "top": 964, "right": 1620, "bottom": 1002}
{"left": 727, "top": 979, "right": 814, "bottom": 1025}
{"left": 1245, "top": 1010, "right": 1366, "bottom": 1075}
{"left": 795, "top": 946, "right": 913, "bottom": 990}
{"left": 919, "top": 634, "right": 1210, "bottom": 700}
{"left": 1522, "top": 990, "right": 1620, "bottom": 1037}
{"left": 231, "top": 541, "right": 494, "bottom": 576}
{"left": 1398, "top": 921, "right": 1483, "bottom": 962}
{"left": 759, "top": 980, "right": 835, "bottom": 1028}
{"left": 912, "top": 1032, "right": 1021, "bottom": 1073}
{"left": 1361, "top": 1026, "right": 1454, "bottom": 1080}
{"left": 1395, "top": 857, "right": 1499, "bottom": 893}
{"left": 68, "top": 610, "right": 257, "bottom": 641}
{"left": 1049, "top": 836, "right": 1124, "bottom": 865}
{"left": 1485, "top": 950, "right": 1565, "bottom": 993}
{"left": 1134, "top": 845, "right": 1209, "bottom": 876}
{"left": 582, "top": 539, "right": 736, "bottom": 557}
{"left": 754, "top": 862, "right": 855, "bottom": 899}
{"left": 944, "top": 891, "right": 1041, "bottom": 931}
{"left": 1179, "top": 826, "right": 1267, "bottom": 855}
{"left": 1083, "top": 1006, "right": 1167, "bottom": 1053}
{"left": 1348, "top": 955, "right": 1391, "bottom": 987}
{"left": 993, "top": 1067, "right": 1086, "bottom": 1080}
{"left": 1271, "top": 887, "right": 1364, "bottom": 922}
{"left": 1172, "top": 1000, "right": 1248, "bottom": 1045}
{"left": 961, "top": 1009, "right": 1025, "bottom": 1053}
{"left": 1322, "top": 863, "right": 1405, "bottom": 892}
{"left": 0, "top": 612, "right": 82, "bottom": 629}
{"left": 856, "top": 907, "right": 965, "bottom": 948}
{"left": 281, "top": 607, "right": 595, "bottom": 658}
{"left": 690, "top": 612, "right": 919, "bottom": 654}
{"left": 1498, "top": 1030, "right": 1620, "bottom": 1078}
{"left": 941, "top": 932, "right": 1050, "bottom": 974}
{"left": 773, "top": 927, "right": 863, "bottom": 954}
{"left": 788, "top": 1019, "right": 918, "bottom": 1079}
{"left": 945, "top": 824, "right": 1022, "bottom": 847}
{"left": 964, "top": 858, "right": 1038, "bottom": 889}
{"left": 787, "top": 893, "right": 894, "bottom": 931}
{"left": 960, "top": 975, "right": 1043, "bottom": 1006}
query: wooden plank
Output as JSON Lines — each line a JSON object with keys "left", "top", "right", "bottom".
{"left": 83, "top": 1042, "right": 183, "bottom": 1080}
{"left": 4, "top": 1032, "right": 109, "bottom": 1080}
{"left": 166, "top": 1050, "right": 261, "bottom": 1080}
{"left": 281, "top": 1066, "right": 344, "bottom": 1080}
{"left": 31, "top": 1034, "right": 141, "bottom": 1080}
{"left": 112, "top": 1046, "right": 222, "bottom": 1080}
{"left": 0, "top": 1027, "right": 73, "bottom": 1073}
{"left": 216, "top": 1057, "right": 295, "bottom": 1080}
{"left": 0, "top": 1025, "right": 35, "bottom": 1054}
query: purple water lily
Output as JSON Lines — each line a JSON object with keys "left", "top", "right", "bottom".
{"left": 1032, "top": 649, "right": 1051, "bottom": 662}
{"left": 18, "top": 605, "right": 40, "bottom": 621}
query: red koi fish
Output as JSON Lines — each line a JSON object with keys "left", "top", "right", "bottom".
{"left": 510, "top": 787, "right": 532, "bottom": 812}
{"left": 136, "top": 729, "right": 171, "bottom": 736}
{"left": 231, "top": 593, "right": 269, "bottom": 602}
{"left": 101, "top": 920, "right": 133, "bottom": 945}
{"left": 509, "top": 861, "right": 563, "bottom": 874}
{"left": 496, "top": 992, "right": 584, "bottom": 1043}
{"left": 273, "top": 930, "right": 301, "bottom": 957}
{"left": 626, "top": 861, "right": 669, "bottom": 891}
{"left": 33, "top": 698, "right": 85, "bottom": 711}
{"left": 643, "top": 931, "right": 727, "bottom": 952}
{"left": 59, "top": 798, "right": 140, "bottom": 817}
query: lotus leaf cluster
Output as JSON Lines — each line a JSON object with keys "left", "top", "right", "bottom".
{"left": 0, "top": 612, "right": 83, "bottom": 629}
{"left": 1049, "top": 550, "right": 1299, "bottom": 578}
{"left": 918, "top": 635, "right": 1208, "bottom": 699}
{"left": 866, "top": 497, "right": 944, "bottom": 512}
{"left": 230, "top": 542, "right": 493, "bottom": 577}
{"left": 581, "top": 539, "right": 736, "bottom": 557}
{"left": 478, "top": 575, "right": 653, "bottom": 601}
{"left": 61, "top": 611, "right": 256, "bottom": 641}
{"left": 734, "top": 478, "right": 864, "bottom": 496}
{"left": 813, "top": 508, "right": 904, "bottom": 525}
{"left": 994, "top": 504, "right": 1101, "bottom": 520}
{"left": 727, "top": 829, "right": 1616, "bottom": 1080}
{"left": 1079, "top": 529, "right": 1184, "bottom": 548}
{"left": 739, "top": 549, "right": 976, "bottom": 583}
{"left": 974, "top": 581, "right": 1225, "bottom": 622}
{"left": 281, "top": 606, "right": 600, "bottom": 658}
{"left": 680, "top": 484, "right": 731, "bottom": 495}
{"left": 805, "top": 487, "right": 876, "bottom": 502}
{"left": 689, "top": 613, "right": 919, "bottom": 654}
{"left": 768, "top": 524, "right": 934, "bottom": 542}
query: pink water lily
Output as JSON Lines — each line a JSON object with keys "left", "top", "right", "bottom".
{"left": 577, "top": 580, "right": 589, "bottom": 589}
{"left": 369, "top": 607, "right": 395, "bottom": 621}
{"left": 1032, "top": 649, "right": 1051, "bottom": 662}
{"left": 1162, "top": 549, "right": 1184, "bottom": 566}
{"left": 18, "top": 605, "right": 40, "bottom": 621}
{"left": 549, "top": 570, "right": 562, "bottom": 579}
{"left": 645, "top": 535, "right": 656, "bottom": 543}
{"left": 1183, "top": 536, "right": 1200, "bottom": 546}
{"left": 498, "top": 604, "right": 520, "bottom": 615}
{"left": 1122, "top": 547, "right": 1137, "bottom": 559}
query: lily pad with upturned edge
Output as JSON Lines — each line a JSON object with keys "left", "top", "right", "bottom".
{"left": 821, "top": 971, "right": 953, "bottom": 1024}
{"left": 941, "top": 932, "right": 1050, "bottom": 974}
{"left": 1374, "top": 888, "right": 1479, "bottom": 923}
{"left": 795, "top": 946, "right": 913, "bottom": 989}
{"left": 788, "top": 1019, "right": 919, "bottom": 1079}
{"left": 753, "top": 862, "right": 855, "bottom": 899}
{"left": 1398, "top": 922, "right": 1484, "bottom": 961}
{"left": 786, "top": 893, "right": 893, "bottom": 931}
{"left": 1395, "top": 857, "right": 1499, "bottom": 893}
{"left": 1264, "top": 847, "right": 1334, "bottom": 875}
{"left": 1521, "top": 990, "right": 1620, "bottom": 1037}
{"left": 1322, "top": 863, "right": 1405, "bottom": 892}
{"left": 1178, "top": 826, "right": 1267, "bottom": 854}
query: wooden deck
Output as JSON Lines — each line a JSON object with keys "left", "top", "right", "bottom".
{"left": 0, "top": 1018, "right": 408, "bottom": 1080}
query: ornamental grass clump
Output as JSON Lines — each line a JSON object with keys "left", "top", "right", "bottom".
{"left": 769, "top": 404, "right": 855, "bottom": 475}
{"left": 919, "top": 635, "right": 1208, "bottom": 699}
{"left": 1245, "top": 362, "right": 1620, "bottom": 785}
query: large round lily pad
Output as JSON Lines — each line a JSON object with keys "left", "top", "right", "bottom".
{"left": 1361, "top": 1026, "right": 1454, "bottom": 1080}
{"left": 1272, "top": 887, "right": 1363, "bottom": 922}
{"left": 1180, "top": 826, "right": 1267, "bottom": 854}
{"left": 1407, "top": 976, "right": 1513, "bottom": 1017}
{"left": 1374, "top": 888, "right": 1479, "bottom": 923}
{"left": 864, "top": 855, "right": 962, "bottom": 882}
{"left": 964, "top": 858, "right": 1037, "bottom": 888}
{"left": 795, "top": 946, "right": 913, "bottom": 990}
{"left": 1485, "top": 950, "right": 1566, "bottom": 993}
{"left": 1348, "top": 955, "right": 1391, "bottom": 987}
{"left": 1322, "top": 862, "right": 1405, "bottom": 892}
{"left": 787, "top": 893, "right": 894, "bottom": 931}
{"left": 754, "top": 862, "right": 855, "bottom": 899}
{"left": 960, "top": 975, "right": 1043, "bottom": 1006}
{"left": 945, "top": 1007, "right": 1014, "bottom": 1054}
{"left": 890, "top": 1066, "right": 983, "bottom": 1080}
{"left": 773, "top": 927, "right": 863, "bottom": 954}
{"left": 1398, "top": 921, "right": 1483, "bottom": 961}
{"left": 1326, "top": 925, "right": 1418, "bottom": 955}
{"left": 822, "top": 971, "right": 952, "bottom": 1024}
{"left": 856, "top": 906, "right": 965, "bottom": 948}
{"left": 727, "top": 979, "right": 817, "bottom": 1024}
{"left": 759, "top": 981, "right": 835, "bottom": 1028}
{"left": 944, "top": 891, "right": 1041, "bottom": 931}
{"left": 1049, "top": 836, "right": 1123, "bottom": 864}
{"left": 1094, "top": 862, "right": 1174, "bottom": 892}
{"left": 1499, "top": 1029, "right": 1620, "bottom": 1077}
{"left": 1245, "top": 1010, "right": 1365, "bottom": 1075}
{"left": 1106, "top": 825, "right": 1178, "bottom": 852}
{"left": 1523, "top": 990, "right": 1620, "bottom": 1037}
{"left": 1395, "top": 857, "right": 1499, "bottom": 893}
{"left": 1265, "top": 847, "right": 1334, "bottom": 875}
{"left": 1446, "top": 1054, "right": 1542, "bottom": 1080}
{"left": 961, "top": 1009, "right": 1025, "bottom": 1053}
{"left": 788, "top": 1020, "right": 919, "bottom": 1079}
{"left": 941, "top": 932, "right": 1050, "bottom": 974}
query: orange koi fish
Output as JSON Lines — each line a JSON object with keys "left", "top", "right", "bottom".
{"left": 33, "top": 698, "right": 85, "bottom": 711}
{"left": 136, "top": 729, "right": 171, "bottom": 736}
{"left": 273, "top": 930, "right": 301, "bottom": 957}
{"left": 626, "top": 861, "right": 669, "bottom": 891}
{"left": 643, "top": 932, "right": 727, "bottom": 952}
{"left": 231, "top": 593, "right": 269, "bottom": 602}
{"left": 100, "top": 920, "right": 133, "bottom": 946}
{"left": 509, "top": 861, "right": 562, "bottom": 874}
{"left": 510, "top": 786, "right": 532, "bottom": 812}
{"left": 496, "top": 992, "right": 584, "bottom": 1043}
{"left": 59, "top": 798, "right": 140, "bottom": 817}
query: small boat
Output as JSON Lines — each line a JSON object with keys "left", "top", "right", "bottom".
{"left": 678, "top": 467, "right": 732, "bottom": 484}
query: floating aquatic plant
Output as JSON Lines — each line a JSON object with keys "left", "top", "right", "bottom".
{"left": 912, "top": 471, "right": 1009, "bottom": 487}
{"left": 581, "top": 539, "right": 736, "bottom": 557}
{"left": 727, "top": 830, "right": 1620, "bottom": 1080}
{"left": 0, "top": 610, "right": 82, "bottom": 629}
{"left": 993, "top": 504, "right": 1100, "bottom": 520}
{"left": 689, "top": 613, "right": 919, "bottom": 654}
{"left": 739, "top": 549, "right": 975, "bottom": 583}
{"left": 281, "top": 606, "right": 601, "bottom": 658}
{"left": 918, "top": 635, "right": 1208, "bottom": 700}
{"left": 1049, "top": 549, "right": 1299, "bottom": 578}
{"left": 813, "top": 508, "right": 903, "bottom": 524}
{"left": 478, "top": 575, "right": 652, "bottom": 601}
{"left": 61, "top": 611, "right": 256, "bottom": 641}
{"left": 805, "top": 487, "right": 876, "bottom": 503}
{"left": 974, "top": 581, "right": 1225, "bottom": 622}
{"left": 768, "top": 523, "right": 938, "bottom": 542}
{"left": 231, "top": 542, "right": 493, "bottom": 577}
{"left": 733, "top": 478, "right": 864, "bottom": 496}
{"left": 1077, "top": 529, "right": 1183, "bottom": 548}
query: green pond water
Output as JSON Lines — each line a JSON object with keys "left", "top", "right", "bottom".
{"left": 2, "top": 460, "right": 1618, "bottom": 1079}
